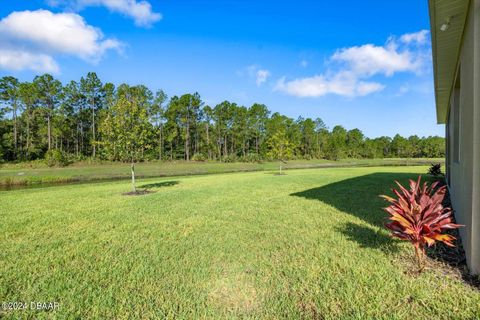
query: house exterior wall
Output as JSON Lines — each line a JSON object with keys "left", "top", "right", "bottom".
{"left": 447, "top": 0, "right": 480, "bottom": 274}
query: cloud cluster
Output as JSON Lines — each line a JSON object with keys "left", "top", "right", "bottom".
{"left": 0, "top": 9, "right": 122, "bottom": 73}
{"left": 243, "top": 65, "right": 271, "bottom": 87}
{"left": 275, "top": 72, "right": 384, "bottom": 98}
{"left": 400, "top": 29, "right": 429, "bottom": 45}
{"left": 255, "top": 69, "right": 271, "bottom": 86}
{"left": 0, "top": 49, "right": 59, "bottom": 73}
{"left": 275, "top": 30, "right": 430, "bottom": 98}
{"left": 48, "top": 0, "right": 161, "bottom": 27}
{"left": 331, "top": 40, "right": 423, "bottom": 77}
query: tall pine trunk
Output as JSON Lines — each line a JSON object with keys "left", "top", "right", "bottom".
{"left": 185, "top": 121, "right": 190, "bottom": 161}
{"left": 159, "top": 124, "right": 163, "bottom": 160}
{"left": 26, "top": 111, "right": 30, "bottom": 158}
{"left": 76, "top": 122, "right": 80, "bottom": 157}
{"left": 79, "top": 106, "right": 84, "bottom": 155}
{"left": 92, "top": 98, "right": 96, "bottom": 158}
{"left": 13, "top": 102, "right": 17, "bottom": 158}
{"left": 206, "top": 123, "right": 211, "bottom": 160}
{"left": 47, "top": 113, "right": 51, "bottom": 150}
{"left": 223, "top": 136, "right": 227, "bottom": 159}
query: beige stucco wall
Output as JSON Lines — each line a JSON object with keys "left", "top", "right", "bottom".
{"left": 447, "top": 0, "right": 480, "bottom": 274}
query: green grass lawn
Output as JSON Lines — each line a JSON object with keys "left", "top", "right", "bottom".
{"left": 1, "top": 166, "right": 477, "bottom": 319}
{"left": 0, "top": 158, "right": 443, "bottom": 187}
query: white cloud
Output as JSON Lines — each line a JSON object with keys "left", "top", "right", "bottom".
{"left": 275, "top": 30, "right": 429, "bottom": 98}
{"left": 331, "top": 41, "right": 423, "bottom": 77}
{"left": 0, "top": 10, "right": 122, "bottom": 72}
{"left": 0, "top": 10, "right": 122, "bottom": 61}
{"left": 243, "top": 65, "right": 271, "bottom": 86}
{"left": 255, "top": 69, "right": 270, "bottom": 86}
{"left": 356, "top": 81, "right": 385, "bottom": 96}
{"left": 400, "top": 30, "right": 429, "bottom": 45}
{"left": 48, "top": 0, "right": 162, "bottom": 27}
{"left": 0, "top": 49, "right": 60, "bottom": 73}
{"left": 274, "top": 72, "right": 384, "bottom": 98}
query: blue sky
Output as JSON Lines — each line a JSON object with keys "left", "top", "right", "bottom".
{"left": 0, "top": 0, "right": 443, "bottom": 138}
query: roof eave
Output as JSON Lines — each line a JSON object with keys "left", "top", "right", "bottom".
{"left": 429, "top": 0, "right": 444, "bottom": 124}
{"left": 428, "top": 0, "right": 470, "bottom": 124}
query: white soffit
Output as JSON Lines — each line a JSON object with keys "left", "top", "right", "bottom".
{"left": 429, "top": 0, "right": 470, "bottom": 123}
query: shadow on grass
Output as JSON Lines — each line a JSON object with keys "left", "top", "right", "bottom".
{"left": 336, "top": 222, "right": 400, "bottom": 254}
{"left": 290, "top": 172, "right": 423, "bottom": 253}
{"left": 139, "top": 180, "right": 179, "bottom": 189}
{"left": 122, "top": 189, "right": 155, "bottom": 196}
{"left": 290, "top": 172, "right": 423, "bottom": 227}
{"left": 290, "top": 172, "right": 479, "bottom": 287}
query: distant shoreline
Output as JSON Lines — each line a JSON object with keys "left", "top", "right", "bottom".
{"left": 0, "top": 158, "right": 444, "bottom": 190}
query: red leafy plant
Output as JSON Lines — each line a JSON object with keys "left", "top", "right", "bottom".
{"left": 380, "top": 175, "right": 462, "bottom": 272}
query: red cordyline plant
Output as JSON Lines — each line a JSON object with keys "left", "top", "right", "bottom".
{"left": 380, "top": 175, "right": 462, "bottom": 272}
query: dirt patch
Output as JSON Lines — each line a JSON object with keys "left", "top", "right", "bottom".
{"left": 297, "top": 300, "right": 322, "bottom": 320}
{"left": 426, "top": 181, "right": 480, "bottom": 288}
{"left": 424, "top": 230, "right": 480, "bottom": 289}
{"left": 208, "top": 271, "right": 260, "bottom": 315}
{"left": 121, "top": 189, "right": 155, "bottom": 196}
{"left": 395, "top": 250, "right": 479, "bottom": 289}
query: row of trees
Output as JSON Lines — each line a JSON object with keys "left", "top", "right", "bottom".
{"left": 0, "top": 73, "right": 445, "bottom": 164}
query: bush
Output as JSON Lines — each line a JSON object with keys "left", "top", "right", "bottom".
{"left": 241, "top": 153, "right": 262, "bottom": 163}
{"left": 380, "top": 175, "right": 462, "bottom": 272}
{"left": 324, "top": 151, "right": 340, "bottom": 161}
{"left": 428, "top": 163, "right": 443, "bottom": 176}
{"left": 44, "top": 150, "right": 69, "bottom": 167}
{"left": 63, "top": 153, "right": 84, "bottom": 164}
{"left": 191, "top": 153, "right": 206, "bottom": 162}
{"left": 143, "top": 151, "right": 159, "bottom": 161}
{"left": 222, "top": 154, "right": 237, "bottom": 163}
{"left": 303, "top": 154, "right": 313, "bottom": 160}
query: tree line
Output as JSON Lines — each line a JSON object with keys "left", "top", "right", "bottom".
{"left": 0, "top": 72, "right": 445, "bottom": 164}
